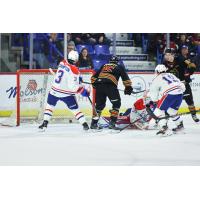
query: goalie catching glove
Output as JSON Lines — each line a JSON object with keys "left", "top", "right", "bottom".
{"left": 124, "top": 86, "right": 133, "bottom": 95}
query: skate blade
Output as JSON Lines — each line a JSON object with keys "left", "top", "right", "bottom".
{"left": 109, "top": 129, "right": 121, "bottom": 134}
{"left": 157, "top": 130, "right": 173, "bottom": 137}
{"left": 172, "top": 129, "right": 186, "bottom": 135}
{"left": 90, "top": 129, "right": 103, "bottom": 133}
{"left": 38, "top": 128, "right": 47, "bottom": 132}
{"left": 160, "top": 132, "right": 173, "bottom": 137}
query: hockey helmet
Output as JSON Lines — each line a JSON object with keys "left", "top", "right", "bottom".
{"left": 164, "top": 48, "right": 176, "bottom": 55}
{"left": 110, "top": 55, "right": 119, "bottom": 64}
{"left": 155, "top": 64, "right": 168, "bottom": 73}
{"left": 68, "top": 50, "right": 79, "bottom": 64}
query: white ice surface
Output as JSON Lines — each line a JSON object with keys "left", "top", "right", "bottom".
{"left": 0, "top": 115, "right": 200, "bottom": 166}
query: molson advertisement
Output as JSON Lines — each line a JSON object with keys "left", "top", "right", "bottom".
{"left": 0, "top": 73, "right": 200, "bottom": 117}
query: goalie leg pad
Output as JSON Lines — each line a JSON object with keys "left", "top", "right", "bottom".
{"left": 130, "top": 109, "right": 149, "bottom": 130}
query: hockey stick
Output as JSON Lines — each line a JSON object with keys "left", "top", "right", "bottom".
{"left": 146, "top": 106, "right": 200, "bottom": 121}
{"left": 87, "top": 95, "right": 109, "bottom": 125}
{"left": 49, "top": 68, "right": 55, "bottom": 75}
{"left": 118, "top": 88, "right": 146, "bottom": 95}
{"left": 82, "top": 81, "right": 146, "bottom": 95}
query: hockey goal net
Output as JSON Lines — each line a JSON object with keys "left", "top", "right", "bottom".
{"left": 2, "top": 69, "right": 94, "bottom": 126}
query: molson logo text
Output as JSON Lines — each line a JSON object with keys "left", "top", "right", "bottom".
{"left": 6, "top": 80, "right": 45, "bottom": 100}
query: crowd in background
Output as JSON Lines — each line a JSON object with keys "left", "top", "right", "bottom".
{"left": 146, "top": 33, "right": 200, "bottom": 57}
{"left": 7, "top": 33, "right": 200, "bottom": 71}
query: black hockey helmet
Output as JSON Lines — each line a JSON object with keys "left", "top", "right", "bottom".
{"left": 164, "top": 48, "right": 176, "bottom": 55}
{"left": 109, "top": 55, "right": 119, "bottom": 64}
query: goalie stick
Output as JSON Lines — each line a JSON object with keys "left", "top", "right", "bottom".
{"left": 119, "top": 115, "right": 149, "bottom": 132}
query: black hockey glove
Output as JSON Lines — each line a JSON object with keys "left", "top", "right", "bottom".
{"left": 91, "top": 82, "right": 96, "bottom": 89}
{"left": 146, "top": 101, "right": 155, "bottom": 108}
{"left": 124, "top": 86, "right": 133, "bottom": 95}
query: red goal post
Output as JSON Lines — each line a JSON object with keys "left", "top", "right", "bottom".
{"left": 16, "top": 69, "right": 95, "bottom": 126}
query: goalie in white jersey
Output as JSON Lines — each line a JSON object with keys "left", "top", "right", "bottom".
{"left": 39, "top": 50, "right": 90, "bottom": 131}
{"left": 148, "top": 64, "right": 186, "bottom": 135}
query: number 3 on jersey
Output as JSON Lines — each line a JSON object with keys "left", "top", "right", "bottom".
{"left": 55, "top": 70, "right": 64, "bottom": 83}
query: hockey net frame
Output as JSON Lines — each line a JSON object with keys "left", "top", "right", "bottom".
{"left": 15, "top": 69, "right": 95, "bottom": 126}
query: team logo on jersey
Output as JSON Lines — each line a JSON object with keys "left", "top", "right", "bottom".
{"left": 27, "top": 80, "right": 37, "bottom": 91}
{"left": 102, "top": 65, "right": 114, "bottom": 72}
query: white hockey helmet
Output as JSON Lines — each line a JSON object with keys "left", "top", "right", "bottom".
{"left": 155, "top": 64, "right": 168, "bottom": 73}
{"left": 68, "top": 50, "right": 79, "bottom": 63}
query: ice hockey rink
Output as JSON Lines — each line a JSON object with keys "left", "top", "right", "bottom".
{"left": 0, "top": 115, "right": 200, "bottom": 166}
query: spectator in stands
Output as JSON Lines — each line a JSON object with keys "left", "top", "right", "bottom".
{"left": 83, "top": 33, "right": 97, "bottom": 45}
{"left": 71, "top": 33, "right": 97, "bottom": 45}
{"left": 192, "top": 33, "right": 200, "bottom": 47}
{"left": 77, "top": 48, "right": 94, "bottom": 69}
{"left": 95, "top": 33, "right": 111, "bottom": 45}
{"left": 71, "top": 33, "right": 84, "bottom": 45}
{"left": 44, "top": 33, "right": 63, "bottom": 64}
{"left": 176, "top": 33, "right": 193, "bottom": 53}
{"left": 157, "top": 34, "right": 178, "bottom": 54}
{"left": 48, "top": 33, "right": 63, "bottom": 49}
{"left": 67, "top": 33, "right": 73, "bottom": 43}
{"left": 67, "top": 41, "right": 75, "bottom": 54}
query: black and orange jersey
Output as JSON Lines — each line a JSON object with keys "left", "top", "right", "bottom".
{"left": 163, "top": 56, "right": 196, "bottom": 83}
{"left": 91, "top": 63, "right": 132, "bottom": 87}
{"left": 176, "top": 55, "right": 197, "bottom": 83}
{"left": 163, "top": 57, "right": 180, "bottom": 78}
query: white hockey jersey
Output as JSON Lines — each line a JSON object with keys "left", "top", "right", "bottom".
{"left": 50, "top": 60, "right": 81, "bottom": 97}
{"left": 149, "top": 73, "right": 186, "bottom": 102}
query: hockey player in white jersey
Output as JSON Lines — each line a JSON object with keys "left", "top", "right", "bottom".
{"left": 39, "top": 50, "right": 90, "bottom": 131}
{"left": 148, "top": 64, "right": 186, "bottom": 135}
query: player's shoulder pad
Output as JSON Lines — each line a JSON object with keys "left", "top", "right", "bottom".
{"left": 68, "top": 63, "right": 80, "bottom": 75}
{"left": 59, "top": 59, "right": 80, "bottom": 75}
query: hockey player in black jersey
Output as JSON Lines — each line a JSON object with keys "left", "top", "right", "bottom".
{"left": 90, "top": 56, "right": 133, "bottom": 130}
{"left": 163, "top": 47, "right": 199, "bottom": 123}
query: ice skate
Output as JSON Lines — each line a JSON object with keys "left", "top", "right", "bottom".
{"left": 38, "top": 120, "right": 48, "bottom": 132}
{"left": 82, "top": 122, "right": 89, "bottom": 131}
{"left": 108, "top": 120, "right": 121, "bottom": 133}
{"left": 90, "top": 119, "right": 103, "bottom": 132}
{"left": 172, "top": 121, "right": 184, "bottom": 134}
{"left": 156, "top": 125, "right": 170, "bottom": 136}
{"left": 191, "top": 114, "right": 200, "bottom": 123}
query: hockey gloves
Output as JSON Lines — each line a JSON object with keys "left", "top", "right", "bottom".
{"left": 77, "top": 86, "right": 90, "bottom": 97}
{"left": 79, "top": 76, "right": 83, "bottom": 84}
{"left": 81, "top": 88, "right": 90, "bottom": 97}
{"left": 124, "top": 86, "right": 133, "bottom": 95}
{"left": 146, "top": 101, "right": 156, "bottom": 108}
